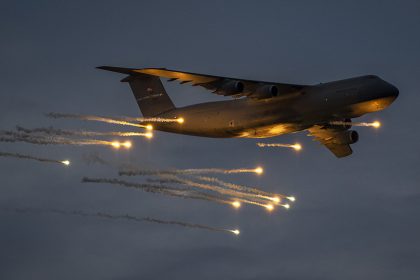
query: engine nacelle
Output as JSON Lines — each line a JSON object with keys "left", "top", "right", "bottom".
{"left": 219, "top": 80, "right": 244, "bottom": 95}
{"left": 332, "top": 130, "right": 359, "bottom": 145}
{"left": 250, "top": 85, "right": 279, "bottom": 99}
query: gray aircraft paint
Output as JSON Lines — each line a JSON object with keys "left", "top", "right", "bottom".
{"left": 99, "top": 68, "right": 398, "bottom": 157}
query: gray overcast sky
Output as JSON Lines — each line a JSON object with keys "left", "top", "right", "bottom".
{"left": 0, "top": 1, "right": 419, "bottom": 279}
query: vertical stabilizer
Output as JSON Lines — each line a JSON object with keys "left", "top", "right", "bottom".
{"left": 122, "top": 74, "right": 175, "bottom": 117}
{"left": 97, "top": 66, "right": 176, "bottom": 117}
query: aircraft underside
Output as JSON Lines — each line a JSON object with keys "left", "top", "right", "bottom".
{"left": 153, "top": 121, "right": 305, "bottom": 138}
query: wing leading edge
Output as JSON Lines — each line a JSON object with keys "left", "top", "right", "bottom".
{"left": 97, "top": 66, "right": 306, "bottom": 99}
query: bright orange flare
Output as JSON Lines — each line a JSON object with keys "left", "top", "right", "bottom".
{"left": 330, "top": 120, "right": 382, "bottom": 129}
{"left": 122, "top": 141, "right": 132, "bottom": 149}
{"left": 177, "top": 117, "right": 185, "bottom": 124}
{"left": 230, "top": 229, "right": 240, "bottom": 235}
{"left": 271, "top": 196, "right": 281, "bottom": 203}
{"left": 257, "top": 142, "right": 302, "bottom": 151}
{"left": 111, "top": 141, "right": 121, "bottom": 149}
{"left": 292, "top": 143, "right": 302, "bottom": 151}
{"left": 231, "top": 201, "right": 241, "bottom": 209}
{"left": 111, "top": 141, "right": 132, "bottom": 149}
{"left": 254, "top": 167, "right": 264, "bottom": 175}
{"left": 265, "top": 204, "right": 274, "bottom": 211}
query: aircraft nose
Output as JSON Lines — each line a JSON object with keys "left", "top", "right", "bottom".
{"left": 381, "top": 80, "right": 399, "bottom": 99}
{"left": 390, "top": 84, "right": 399, "bottom": 98}
{"left": 383, "top": 82, "right": 399, "bottom": 102}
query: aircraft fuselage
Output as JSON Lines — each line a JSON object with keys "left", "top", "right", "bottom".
{"left": 153, "top": 75, "right": 399, "bottom": 138}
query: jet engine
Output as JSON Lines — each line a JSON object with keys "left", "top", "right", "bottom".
{"left": 331, "top": 130, "right": 359, "bottom": 145}
{"left": 219, "top": 80, "right": 244, "bottom": 95}
{"left": 250, "top": 85, "right": 279, "bottom": 99}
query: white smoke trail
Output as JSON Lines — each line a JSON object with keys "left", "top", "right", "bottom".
{"left": 81, "top": 177, "right": 232, "bottom": 205}
{"left": 119, "top": 167, "right": 262, "bottom": 176}
{"left": 149, "top": 174, "right": 294, "bottom": 205}
{"left": 157, "top": 174, "right": 274, "bottom": 209}
{"left": 146, "top": 177, "right": 188, "bottom": 185}
{"left": 46, "top": 113, "right": 149, "bottom": 128}
{"left": 193, "top": 175, "right": 286, "bottom": 201}
{"left": 16, "top": 126, "right": 152, "bottom": 138}
{"left": 118, "top": 116, "right": 183, "bottom": 123}
{"left": 0, "top": 151, "right": 69, "bottom": 166}
{"left": 1, "top": 207, "right": 237, "bottom": 234}
{"left": 329, "top": 120, "right": 381, "bottom": 128}
{"left": 256, "top": 142, "right": 302, "bottom": 150}
{"left": 46, "top": 113, "right": 182, "bottom": 127}
{"left": 82, "top": 153, "right": 111, "bottom": 166}
{"left": 0, "top": 131, "right": 132, "bottom": 148}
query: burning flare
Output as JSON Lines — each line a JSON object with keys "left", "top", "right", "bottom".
{"left": 16, "top": 126, "right": 153, "bottom": 138}
{"left": 371, "top": 121, "right": 381, "bottom": 128}
{"left": 265, "top": 204, "right": 274, "bottom": 211}
{"left": 46, "top": 113, "right": 186, "bottom": 128}
{"left": 0, "top": 131, "right": 134, "bottom": 150}
{"left": 230, "top": 229, "right": 240, "bottom": 235}
{"left": 231, "top": 201, "right": 241, "bottom": 209}
{"left": 257, "top": 142, "right": 302, "bottom": 151}
{"left": 329, "top": 120, "right": 381, "bottom": 128}
{"left": 254, "top": 166, "right": 264, "bottom": 175}
{"left": 0, "top": 151, "right": 70, "bottom": 166}
{"left": 271, "top": 196, "right": 281, "bottom": 203}
{"left": 120, "top": 167, "right": 265, "bottom": 176}
{"left": 111, "top": 141, "right": 132, "bottom": 149}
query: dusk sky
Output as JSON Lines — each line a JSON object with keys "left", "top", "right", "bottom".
{"left": 0, "top": 1, "right": 419, "bottom": 279}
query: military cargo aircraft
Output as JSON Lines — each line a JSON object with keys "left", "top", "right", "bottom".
{"left": 97, "top": 66, "right": 399, "bottom": 158}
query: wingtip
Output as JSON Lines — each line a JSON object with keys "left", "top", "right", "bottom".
{"left": 96, "top": 66, "right": 117, "bottom": 71}
{"left": 96, "top": 66, "right": 135, "bottom": 74}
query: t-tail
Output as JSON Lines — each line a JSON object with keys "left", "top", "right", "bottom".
{"left": 97, "top": 66, "right": 176, "bottom": 117}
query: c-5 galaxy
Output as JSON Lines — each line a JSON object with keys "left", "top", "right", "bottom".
{"left": 98, "top": 66, "right": 399, "bottom": 158}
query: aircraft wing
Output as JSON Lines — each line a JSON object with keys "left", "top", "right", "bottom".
{"left": 308, "top": 126, "right": 353, "bottom": 158}
{"left": 97, "top": 66, "right": 306, "bottom": 99}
